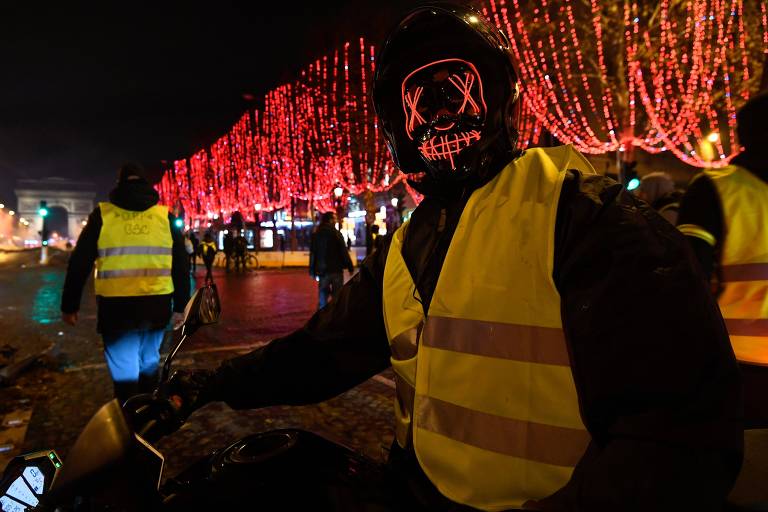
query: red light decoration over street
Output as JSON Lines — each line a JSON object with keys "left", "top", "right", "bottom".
{"left": 157, "top": 1, "right": 766, "bottom": 222}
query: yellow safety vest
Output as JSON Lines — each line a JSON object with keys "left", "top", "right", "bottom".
{"left": 95, "top": 202, "right": 174, "bottom": 297}
{"left": 383, "top": 146, "right": 594, "bottom": 511}
{"left": 200, "top": 241, "right": 217, "bottom": 257}
{"left": 704, "top": 166, "right": 768, "bottom": 365}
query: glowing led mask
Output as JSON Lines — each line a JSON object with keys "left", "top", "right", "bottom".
{"left": 401, "top": 58, "right": 487, "bottom": 170}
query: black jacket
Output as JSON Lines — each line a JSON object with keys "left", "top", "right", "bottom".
{"left": 61, "top": 179, "right": 190, "bottom": 334}
{"left": 309, "top": 224, "right": 354, "bottom": 277}
{"left": 205, "top": 166, "right": 742, "bottom": 510}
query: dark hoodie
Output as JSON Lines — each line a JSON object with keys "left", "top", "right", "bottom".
{"left": 61, "top": 178, "right": 190, "bottom": 334}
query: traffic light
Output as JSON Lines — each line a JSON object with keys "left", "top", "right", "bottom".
{"left": 39, "top": 201, "right": 49, "bottom": 245}
{"left": 621, "top": 161, "right": 640, "bottom": 191}
{"left": 174, "top": 218, "right": 184, "bottom": 229}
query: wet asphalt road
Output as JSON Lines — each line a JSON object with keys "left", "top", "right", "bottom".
{"left": 0, "top": 257, "right": 394, "bottom": 477}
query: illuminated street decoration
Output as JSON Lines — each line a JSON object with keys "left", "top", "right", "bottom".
{"left": 485, "top": 0, "right": 766, "bottom": 166}
{"left": 158, "top": 1, "right": 765, "bottom": 220}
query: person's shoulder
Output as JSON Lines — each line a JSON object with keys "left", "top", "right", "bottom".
{"left": 679, "top": 172, "right": 718, "bottom": 207}
{"left": 85, "top": 204, "right": 104, "bottom": 224}
{"left": 560, "top": 169, "right": 623, "bottom": 211}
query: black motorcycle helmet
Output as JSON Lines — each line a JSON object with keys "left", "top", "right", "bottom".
{"left": 373, "top": 3, "right": 521, "bottom": 195}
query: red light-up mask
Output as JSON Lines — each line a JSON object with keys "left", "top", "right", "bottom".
{"left": 401, "top": 58, "right": 487, "bottom": 171}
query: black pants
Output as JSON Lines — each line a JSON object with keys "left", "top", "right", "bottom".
{"left": 234, "top": 253, "right": 246, "bottom": 272}
{"left": 740, "top": 362, "right": 768, "bottom": 429}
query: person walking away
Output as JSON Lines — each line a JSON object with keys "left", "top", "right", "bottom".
{"left": 369, "top": 224, "right": 383, "bottom": 254}
{"left": 634, "top": 171, "right": 683, "bottom": 225}
{"left": 199, "top": 233, "right": 217, "bottom": 282}
{"left": 189, "top": 231, "right": 199, "bottom": 273}
{"left": 222, "top": 232, "right": 234, "bottom": 273}
{"left": 365, "top": 223, "right": 378, "bottom": 256}
{"left": 60, "top": 163, "right": 190, "bottom": 403}
{"left": 678, "top": 91, "right": 768, "bottom": 428}
{"left": 169, "top": 7, "right": 741, "bottom": 510}
{"left": 309, "top": 212, "right": 353, "bottom": 308}
{"left": 233, "top": 233, "right": 248, "bottom": 272}
{"left": 183, "top": 233, "right": 194, "bottom": 260}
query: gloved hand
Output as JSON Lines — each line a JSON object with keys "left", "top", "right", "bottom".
{"left": 164, "top": 369, "right": 217, "bottom": 423}
{"left": 123, "top": 393, "right": 186, "bottom": 442}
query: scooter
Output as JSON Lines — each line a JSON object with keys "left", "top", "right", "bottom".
{"left": 0, "top": 288, "right": 399, "bottom": 511}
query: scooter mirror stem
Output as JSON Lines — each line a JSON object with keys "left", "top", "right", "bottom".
{"left": 160, "top": 332, "right": 188, "bottom": 386}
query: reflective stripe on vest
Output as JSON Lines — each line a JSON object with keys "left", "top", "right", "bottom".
{"left": 704, "top": 167, "right": 768, "bottom": 365}
{"left": 200, "top": 241, "right": 217, "bottom": 255}
{"left": 95, "top": 202, "right": 174, "bottom": 297}
{"left": 98, "top": 246, "right": 173, "bottom": 258}
{"left": 383, "top": 145, "right": 594, "bottom": 511}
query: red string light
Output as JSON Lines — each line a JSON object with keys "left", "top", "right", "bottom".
{"left": 159, "top": 2, "right": 765, "bottom": 220}
{"left": 487, "top": 0, "right": 764, "bottom": 166}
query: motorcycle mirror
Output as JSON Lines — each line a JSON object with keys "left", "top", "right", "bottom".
{"left": 179, "top": 284, "right": 220, "bottom": 338}
{"left": 160, "top": 285, "right": 221, "bottom": 386}
{"left": 48, "top": 400, "right": 132, "bottom": 498}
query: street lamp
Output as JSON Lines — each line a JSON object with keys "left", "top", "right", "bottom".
{"left": 333, "top": 186, "right": 344, "bottom": 199}
{"left": 390, "top": 197, "right": 399, "bottom": 208}
{"left": 0, "top": 203, "right": 4, "bottom": 209}
{"left": 8, "top": 210, "right": 14, "bottom": 216}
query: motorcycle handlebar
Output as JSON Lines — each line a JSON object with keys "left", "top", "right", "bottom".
{"left": 122, "top": 393, "right": 184, "bottom": 444}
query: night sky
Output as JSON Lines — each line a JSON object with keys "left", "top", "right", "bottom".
{"left": 0, "top": 1, "right": 421, "bottom": 207}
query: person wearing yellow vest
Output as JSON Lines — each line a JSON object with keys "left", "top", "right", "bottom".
{"left": 168, "top": 6, "right": 742, "bottom": 510}
{"left": 198, "top": 232, "right": 218, "bottom": 282}
{"left": 61, "top": 163, "right": 190, "bottom": 402}
{"left": 678, "top": 91, "right": 768, "bottom": 429}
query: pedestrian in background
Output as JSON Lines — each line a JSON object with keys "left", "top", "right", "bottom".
{"left": 634, "top": 172, "right": 683, "bottom": 225}
{"left": 309, "top": 211, "right": 354, "bottom": 308}
{"left": 233, "top": 233, "right": 248, "bottom": 272}
{"left": 60, "top": 163, "right": 190, "bottom": 402}
{"left": 189, "top": 231, "right": 199, "bottom": 273}
{"left": 678, "top": 91, "right": 768, "bottom": 427}
{"left": 183, "top": 233, "right": 194, "bottom": 258}
{"left": 222, "top": 231, "right": 234, "bottom": 273}
{"left": 199, "top": 232, "right": 217, "bottom": 282}
{"left": 368, "top": 224, "right": 383, "bottom": 254}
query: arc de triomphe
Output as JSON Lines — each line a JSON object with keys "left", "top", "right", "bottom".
{"left": 15, "top": 178, "right": 96, "bottom": 241}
